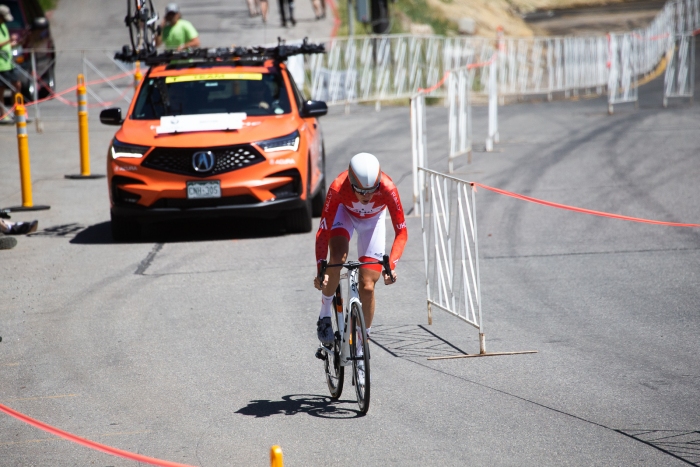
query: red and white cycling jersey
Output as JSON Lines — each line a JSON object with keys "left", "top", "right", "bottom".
{"left": 315, "top": 170, "right": 407, "bottom": 269}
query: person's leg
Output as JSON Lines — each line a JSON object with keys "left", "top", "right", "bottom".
{"left": 0, "top": 82, "right": 10, "bottom": 121}
{"left": 4, "top": 219, "right": 38, "bottom": 235}
{"left": 288, "top": 0, "right": 296, "bottom": 25}
{"left": 312, "top": 0, "right": 320, "bottom": 18}
{"left": 358, "top": 267, "right": 380, "bottom": 329}
{"left": 246, "top": 0, "right": 257, "bottom": 16}
{"left": 317, "top": 208, "right": 352, "bottom": 344}
{"left": 353, "top": 210, "right": 386, "bottom": 330}
{"left": 322, "top": 235, "right": 349, "bottom": 297}
{"left": 278, "top": 0, "right": 287, "bottom": 25}
{"left": 320, "top": 206, "right": 353, "bottom": 307}
{"left": 260, "top": 0, "right": 268, "bottom": 22}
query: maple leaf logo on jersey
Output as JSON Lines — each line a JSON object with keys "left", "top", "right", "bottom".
{"left": 348, "top": 201, "right": 383, "bottom": 217}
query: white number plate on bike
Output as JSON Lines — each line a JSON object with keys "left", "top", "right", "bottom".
{"left": 187, "top": 181, "right": 221, "bottom": 199}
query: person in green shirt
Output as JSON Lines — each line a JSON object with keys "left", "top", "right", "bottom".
{"left": 156, "top": 3, "right": 200, "bottom": 51}
{"left": 0, "top": 5, "right": 20, "bottom": 123}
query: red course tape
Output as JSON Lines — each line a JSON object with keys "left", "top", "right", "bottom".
{"left": 0, "top": 403, "right": 197, "bottom": 467}
{"left": 473, "top": 183, "right": 700, "bottom": 228}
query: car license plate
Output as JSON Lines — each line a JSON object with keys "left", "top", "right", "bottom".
{"left": 187, "top": 181, "right": 221, "bottom": 199}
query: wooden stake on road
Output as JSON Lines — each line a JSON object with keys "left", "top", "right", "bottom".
{"left": 427, "top": 350, "right": 538, "bottom": 361}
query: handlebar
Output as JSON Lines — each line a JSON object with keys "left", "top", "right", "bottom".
{"left": 318, "top": 255, "right": 395, "bottom": 283}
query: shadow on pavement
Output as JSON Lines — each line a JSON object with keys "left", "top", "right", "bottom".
{"left": 616, "top": 429, "right": 700, "bottom": 466}
{"left": 66, "top": 218, "right": 288, "bottom": 245}
{"left": 370, "top": 324, "right": 468, "bottom": 359}
{"left": 236, "top": 394, "right": 362, "bottom": 419}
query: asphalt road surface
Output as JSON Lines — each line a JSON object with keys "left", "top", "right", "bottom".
{"left": 1, "top": 2, "right": 699, "bottom": 466}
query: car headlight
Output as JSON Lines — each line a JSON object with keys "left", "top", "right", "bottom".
{"left": 111, "top": 139, "right": 150, "bottom": 159}
{"left": 257, "top": 130, "right": 300, "bottom": 153}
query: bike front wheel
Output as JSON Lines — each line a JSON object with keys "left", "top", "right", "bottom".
{"left": 350, "top": 302, "right": 370, "bottom": 414}
{"left": 324, "top": 294, "right": 344, "bottom": 399}
{"left": 141, "top": 0, "right": 158, "bottom": 54}
{"left": 127, "top": 0, "right": 141, "bottom": 53}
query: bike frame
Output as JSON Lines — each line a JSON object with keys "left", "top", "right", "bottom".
{"left": 317, "top": 255, "right": 393, "bottom": 365}
{"left": 334, "top": 265, "right": 362, "bottom": 367}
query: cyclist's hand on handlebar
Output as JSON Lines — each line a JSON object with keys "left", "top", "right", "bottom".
{"left": 383, "top": 270, "right": 397, "bottom": 285}
{"left": 314, "top": 274, "right": 329, "bottom": 290}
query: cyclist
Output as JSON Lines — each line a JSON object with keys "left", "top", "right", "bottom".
{"left": 313, "top": 153, "right": 407, "bottom": 345}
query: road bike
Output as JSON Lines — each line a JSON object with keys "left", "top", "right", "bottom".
{"left": 125, "top": 0, "right": 159, "bottom": 55}
{"left": 315, "top": 255, "right": 394, "bottom": 414}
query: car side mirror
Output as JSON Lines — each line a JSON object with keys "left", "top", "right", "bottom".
{"left": 300, "top": 100, "right": 328, "bottom": 118}
{"left": 100, "top": 108, "right": 124, "bottom": 126}
{"left": 32, "top": 17, "right": 49, "bottom": 30}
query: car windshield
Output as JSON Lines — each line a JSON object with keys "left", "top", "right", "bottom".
{"left": 132, "top": 71, "right": 293, "bottom": 120}
{"left": 0, "top": 1, "right": 25, "bottom": 29}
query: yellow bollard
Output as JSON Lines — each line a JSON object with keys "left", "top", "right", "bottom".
{"left": 65, "top": 75, "right": 104, "bottom": 179}
{"left": 270, "top": 445, "right": 283, "bottom": 467}
{"left": 77, "top": 74, "right": 90, "bottom": 176}
{"left": 15, "top": 94, "right": 33, "bottom": 208}
{"left": 134, "top": 61, "right": 143, "bottom": 91}
{"left": 3, "top": 94, "right": 50, "bottom": 212}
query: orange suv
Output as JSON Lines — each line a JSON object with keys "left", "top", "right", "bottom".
{"left": 100, "top": 44, "right": 328, "bottom": 241}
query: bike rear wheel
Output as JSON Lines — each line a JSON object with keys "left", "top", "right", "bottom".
{"left": 127, "top": 0, "right": 158, "bottom": 54}
{"left": 324, "top": 292, "right": 344, "bottom": 399}
{"left": 350, "top": 302, "right": 370, "bottom": 414}
{"left": 127, "top": 0, "right": 141, "bottom": 53}
{"left": 141, "top": 0, "right": 158, "bottom": 54}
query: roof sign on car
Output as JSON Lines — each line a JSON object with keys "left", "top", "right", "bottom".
{"left": 156, "top": 113, "right": 248, "bottom": 135}
{"left": 165, "top": 73, "right": 263, "bottom": 84}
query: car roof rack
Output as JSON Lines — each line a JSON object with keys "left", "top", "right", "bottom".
{"left": 115, "top": 37, "right": 325, "bottom": 66}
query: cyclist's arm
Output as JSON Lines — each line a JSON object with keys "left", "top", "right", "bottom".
{"left": 315, "top": 183, "right": 342, "bottom": 272}
{"left": 386, "top": 185, "right": 408, "bottom": 270}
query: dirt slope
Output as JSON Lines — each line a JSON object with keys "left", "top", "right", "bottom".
{"left": 423, "top": 0, "right": 663, "bottom": 37}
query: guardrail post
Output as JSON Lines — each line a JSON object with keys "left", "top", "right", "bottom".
{"left": 16, "top": 95, "right": 32, "bottom": 207}
{"left": 486, "top": 58, "right": 498, "bottom": 152}
{"left": 270, "top": 445, "right": 283, "bottom": 467}
{"left": 65, "top": 74, "right": 104, "bottom": 180}
{"left": 1, "top": 94, "right": 50, "bottom": 213}
{"left": 30, "top": 50, "right": 43, "bottom": 133}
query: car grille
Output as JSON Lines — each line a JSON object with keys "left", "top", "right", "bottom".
{"left": 142, "top": 144, "right": 265, "bottom": 177}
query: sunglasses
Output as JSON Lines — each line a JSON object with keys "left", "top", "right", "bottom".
{"left": 352, "top": 184, "right": 379, "bottom": 195}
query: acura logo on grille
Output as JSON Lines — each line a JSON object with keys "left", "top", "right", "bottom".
{"left": 192, "top": 151, "right": 215, "bottom": 172}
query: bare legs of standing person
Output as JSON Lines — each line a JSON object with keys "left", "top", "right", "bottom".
{"left": 246, "top": 0, "right": 261, "bottom": 17}
{"left": 260, "top": 0, "right": 268, "bottom": 23}
{"left": 312, "top": 0, "right": 325, "bottom": 19}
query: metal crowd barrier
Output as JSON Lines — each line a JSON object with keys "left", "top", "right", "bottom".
{"left": 410, "top": 92, "right": 428, "bottom": 209}
{"left": 305, "top": 0, "right": 698, "bottom": 112}
{"left": 664, "top": 34, "right": 696, "bottom": 106}
{"left": 447, "top": 67, "right": 473, "bottom": 171}
{"left": 418, "top": 168, "right": 485, "bottom": 353}
{"left": 0, "top": 48, "right": 138, "bottom": 130}
{"left": 607, "top": 33, "right": 640, "bottom": 113}
{"left": 304, "top": 34, "right": 495, "bottom": 105}
{"left": 409, "top": 59, "right": 499, "bottom": 212}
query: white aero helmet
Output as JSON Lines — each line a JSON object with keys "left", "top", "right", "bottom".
{"left": 348, "top": 152, "right": 381, "bottom": 193}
